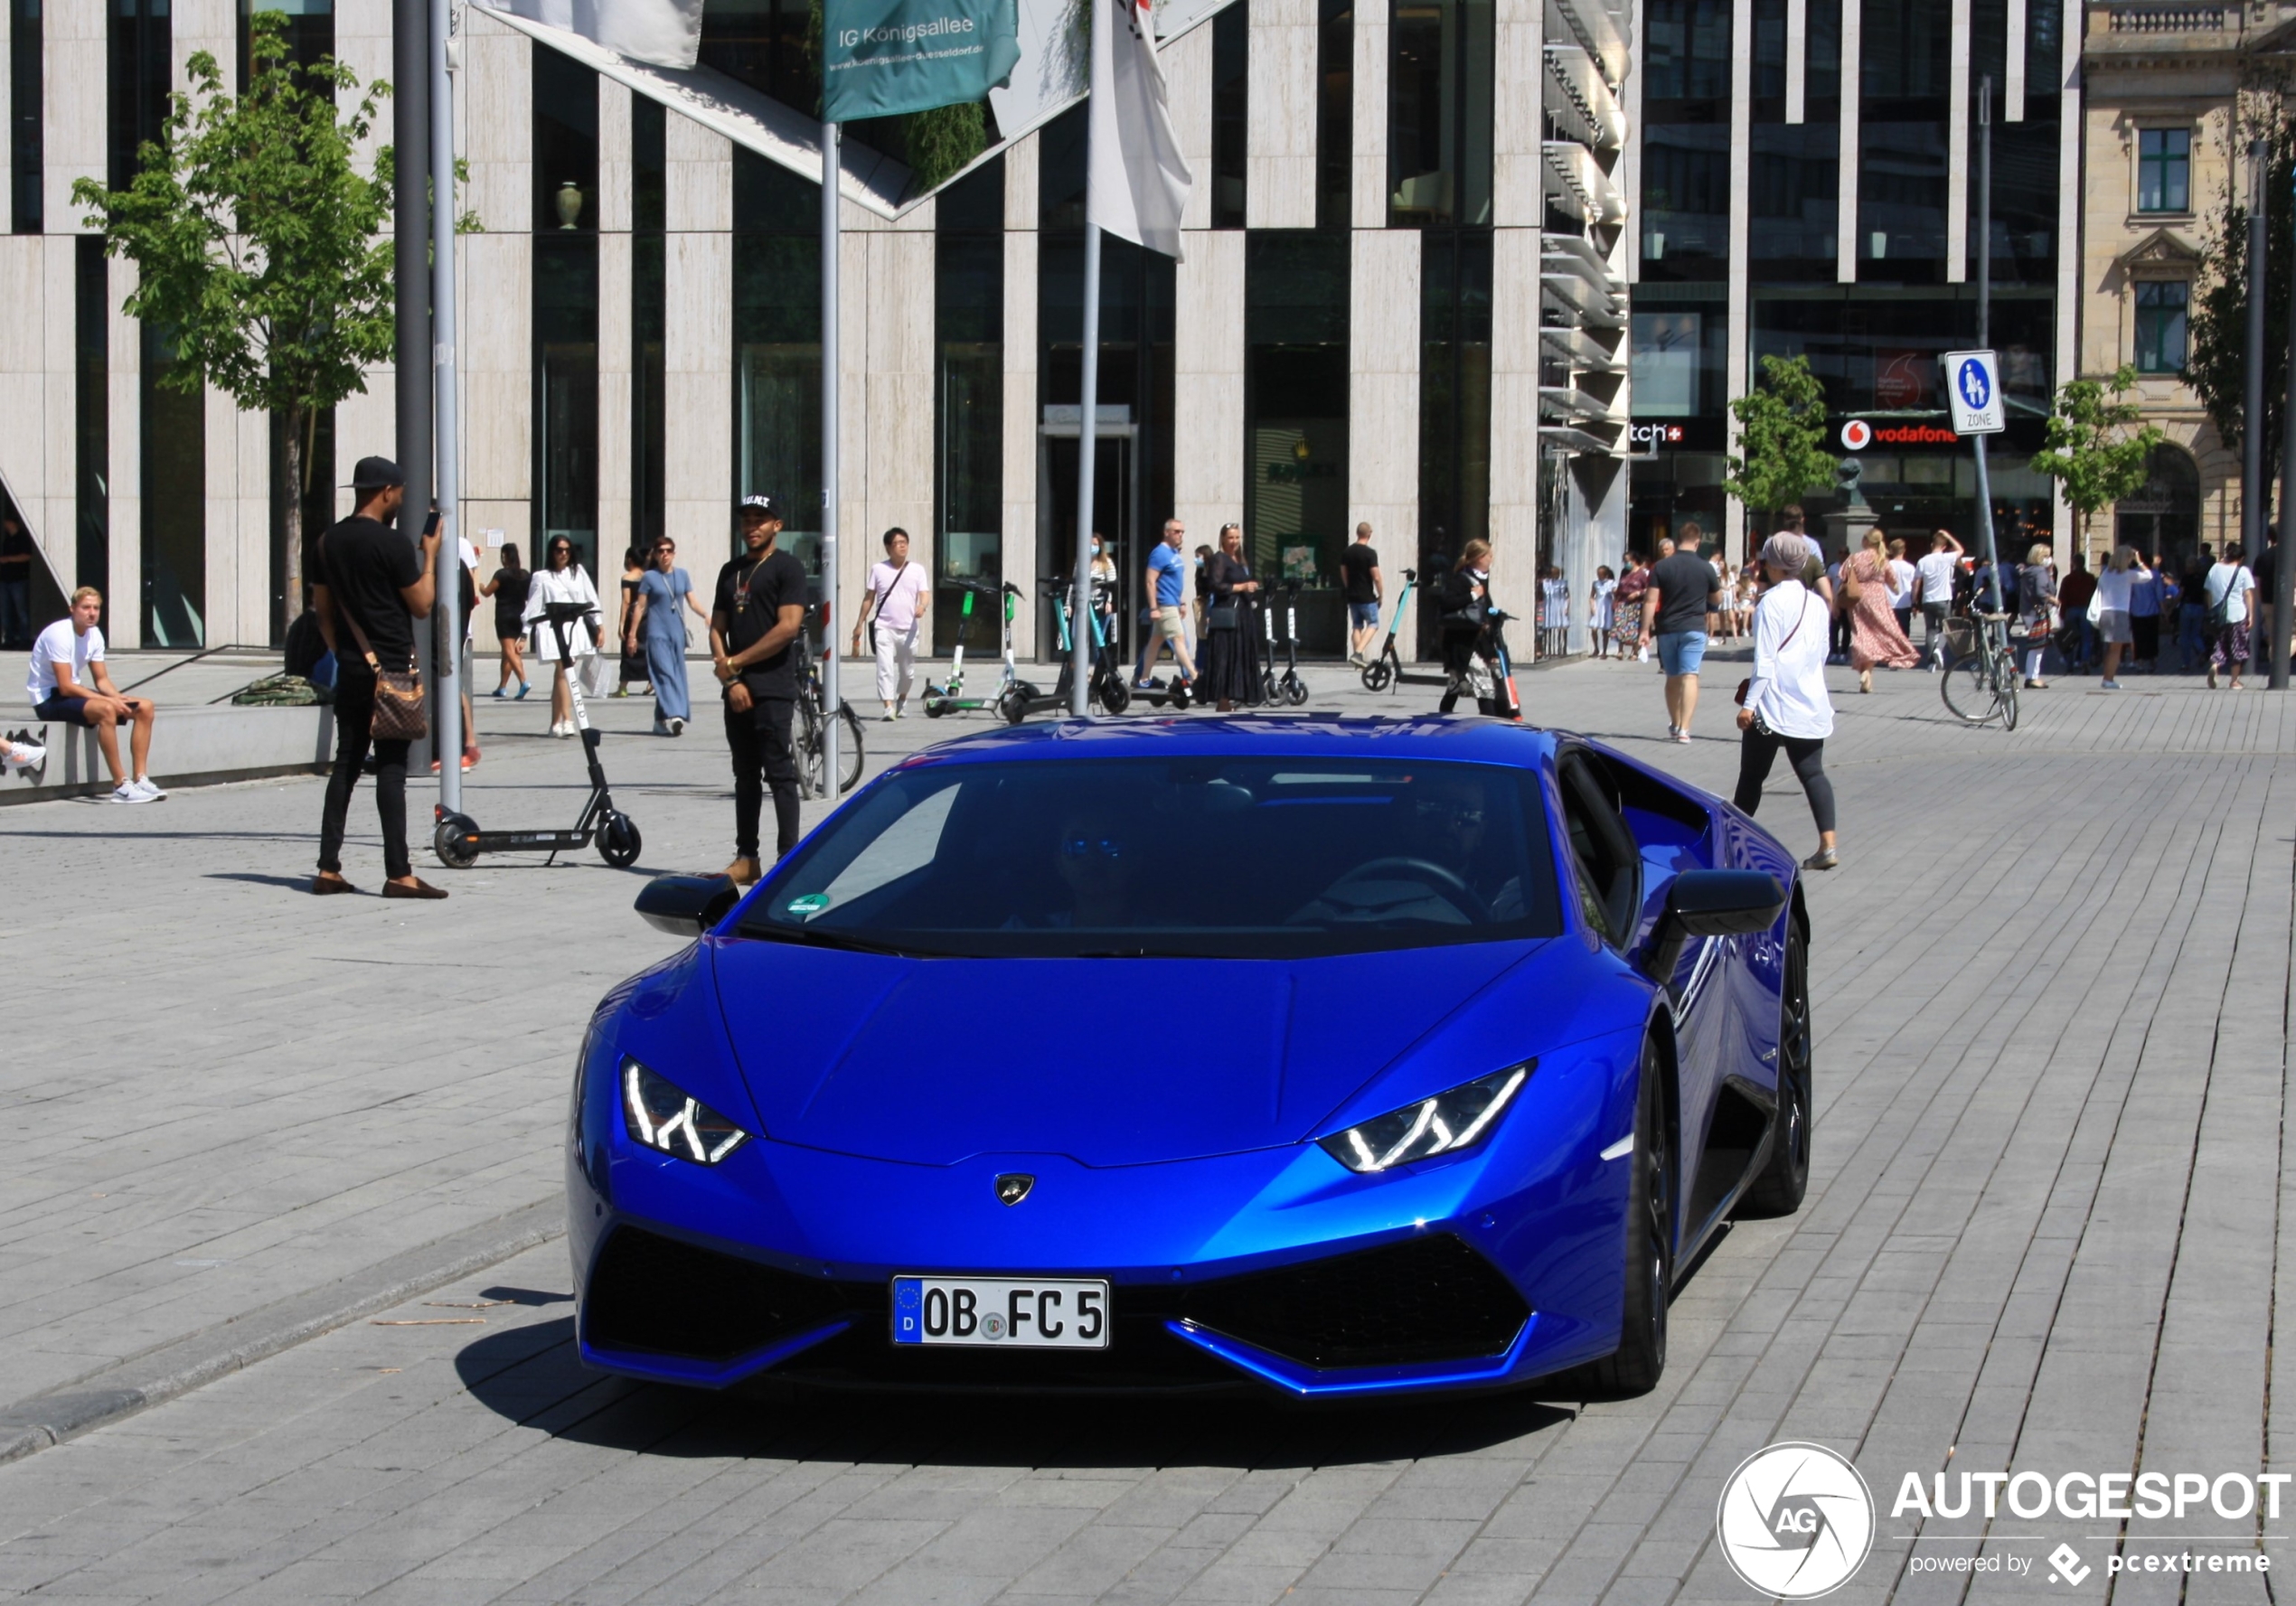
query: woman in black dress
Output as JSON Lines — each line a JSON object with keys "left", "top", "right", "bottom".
{"left": 616, "top": 546, "right": 652, "bottom": 697}
{"left": 1201, "top": 522, "right": 1265, "bottom": 712}
{"left": 481, "top": 541, "right": 532, "bottom": 698}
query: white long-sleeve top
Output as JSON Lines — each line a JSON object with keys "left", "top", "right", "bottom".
{"left": 522, "top": 562, "right": 603, "bottom": 656}
{"left": 1742, "top": 579, "right": 1833, "bottom": 740}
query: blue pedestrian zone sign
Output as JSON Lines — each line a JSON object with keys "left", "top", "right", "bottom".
{"left": 1942, "top": 349, "right": 2005, "bottom": 435}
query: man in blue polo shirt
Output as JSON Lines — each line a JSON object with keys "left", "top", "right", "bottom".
{"left": 1132, "top": 517, "right": 1198, "bottom": 690}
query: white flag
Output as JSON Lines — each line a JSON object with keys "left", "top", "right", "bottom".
{"left": 1087, "top": 0, "right": 1192, "bottom": 260}
{"left": 502, "top": 0, "right": 702, "bottom": 70}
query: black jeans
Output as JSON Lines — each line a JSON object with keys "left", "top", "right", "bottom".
{"left": 1734, "top": 724, "right": 1836, "bottom": 836}
{"left": 318, "top": 668, "right": 412, "bottom": 878}
{"left": 726, "top": 693, "right": 801, "bottom": 861}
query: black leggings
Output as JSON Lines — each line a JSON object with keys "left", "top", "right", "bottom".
{"left": 1733, "top": 726, "right": 1836, "bottom": 835}
{"left": 317, "top": 670, "right": 412, "bottom": 879}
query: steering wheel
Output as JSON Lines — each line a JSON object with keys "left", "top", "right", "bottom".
{"left": 1319, "top": 857, "right": 1490, "bottom": 923}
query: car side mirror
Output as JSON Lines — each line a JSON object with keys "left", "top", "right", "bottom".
{"left": 635, "top": 874, "right": 741, "bottom": 936}
{"left": 1643, "top": 869, "right": 1785, "bottom": 988}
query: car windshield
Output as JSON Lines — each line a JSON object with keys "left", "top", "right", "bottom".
{"left": 739, "top": 756, "right": 1563, "bottom": 959}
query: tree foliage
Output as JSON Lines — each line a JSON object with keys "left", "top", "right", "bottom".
{"left": 2030, "top": 364, "right": 2164, "bottom": 554}
{"left": 72, "top": 13, "right": 394, "bottom": 636}
{"left": 1724, "top": 354, "right": 1835, "bottom": 517}
{"left": 2185, "top": 87, "right": 2294, "bottom": 490}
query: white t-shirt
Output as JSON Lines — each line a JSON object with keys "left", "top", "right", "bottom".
{"left": 866, "top": 560, "right": 930, "bottom": 632}
{"left": 2207, "top": 562, "right": 2256, "bottom": 625}
{"left": 1915, "top": 552, "right": 1959, "bottom": 604}
{"left": 28, "top": 619, "right": 101, "bottom": 703}
{"left": 1887, "top": 558, "right": 1917, "bottom": 606}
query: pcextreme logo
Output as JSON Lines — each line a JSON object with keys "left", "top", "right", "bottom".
{"left": 1717, "top": 1442, "right": 1877, "bottom": 1599}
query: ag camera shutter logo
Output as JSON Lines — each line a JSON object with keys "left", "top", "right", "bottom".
{"left": 1717, "top": 1442, "right": 1876, "bottom": 1598}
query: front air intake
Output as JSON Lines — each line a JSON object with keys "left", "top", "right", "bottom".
{"left": 1181, "top": 1234, "right": 1529, "bottom": 1370}
{"left": 583, "top": 1227, "right": 852, "bottom": 1361}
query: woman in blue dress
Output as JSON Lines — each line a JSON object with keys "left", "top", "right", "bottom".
{"left": 624, "top": 538, "right": 710, "bottom": 735}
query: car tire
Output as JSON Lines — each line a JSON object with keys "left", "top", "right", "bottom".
{"left": 1741, "top": 921, "right": 1812, "bottom": 1217}
{"left": 1591, "top": 1040, "right": 1671, "bottom": 1396}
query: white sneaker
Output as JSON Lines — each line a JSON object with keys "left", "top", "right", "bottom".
{"left": 668, "top": 718, "right": 685, "bottom": 736}
{"left": 552, "top": 719, "right": 573, "bottom": 737}
{"left": 132, "top": 776, "right": 166, "bottom": 800}
{"left": 107, "top": 782, "right": 150, "bottom": 803}
{"left": 3, "top": 741, "right": 42, "bottom": 775}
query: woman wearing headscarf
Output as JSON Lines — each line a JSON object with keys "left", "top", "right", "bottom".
{"left": 1736, "top": 532, "right": 1840, "bottom": 871}
{"left": 1835, "top": 527, "right": 1919, "bottom": 692}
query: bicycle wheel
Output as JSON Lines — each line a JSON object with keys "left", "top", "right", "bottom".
{"left": 796, "top": 700, "right": 824, "bottom": 799}
{"left": 1998, "top": 662, "right": 2019, "bottom": 731}
{"left": 835, "top": 703, "right": 864, "bottom": 794}
{"left": 1941, "top": 654, "right": 1999, "bottom": 724}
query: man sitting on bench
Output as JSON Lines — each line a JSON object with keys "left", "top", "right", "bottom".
{"left": 28, "top": 587, "right": 161, "bottom": 802}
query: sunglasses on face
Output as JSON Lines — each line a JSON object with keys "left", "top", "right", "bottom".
{"left": 1062, "top": 834, "right": 1126, "bottom": 861}
{"left": 1415, "top": 800, "right": 1485, "bottom": 827}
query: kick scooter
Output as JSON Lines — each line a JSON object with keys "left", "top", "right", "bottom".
{"left": 1362, "top": 568, "right": 1427, "bottom": 692}
{"left": 1270, "top": 579, "right": 1309, "bottom": 706}
{"left": 999, "top": 580, "right": 1133, "bottom": 721}
{"left": 434, "top": 602, "right": 642, "bottom": 869}
{"left": 923, "top": 579, "right": 1021, "bottom": 718}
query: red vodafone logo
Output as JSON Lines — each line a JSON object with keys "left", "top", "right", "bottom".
{"left": 1840, "top": 419, "right": 1873, "bottom": 451}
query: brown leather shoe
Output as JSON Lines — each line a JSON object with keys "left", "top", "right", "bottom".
{"left": 382, "top": 878, "right": 449, "bottom": 900}
{"left": 313, "top": 873, "right": 357, "bottom": 895}
{"left": 721, "top": 857, "right": 763, "bottom": 887}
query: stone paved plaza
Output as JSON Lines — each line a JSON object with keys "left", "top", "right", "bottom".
{"left": 1, "top": 648, "right": 2291, "bottom": 1604}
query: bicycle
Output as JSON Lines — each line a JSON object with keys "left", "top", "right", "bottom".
{"left": 1939, "top": 609, "right": 2020, "bottom": 730}
{"left": 795, "top": 613, "right": 865, "bottom": 799}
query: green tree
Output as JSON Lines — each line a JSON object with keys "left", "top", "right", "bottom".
{"left": 1724, "top": 354, "right": 1835, "bottom": 534}
{"left": 2184, "top": 87, "right": 2293, "bottom": 488}
{"left": 73, "top": 13, "right": 394, "bottom": 638}
{"left": 2029, "top": 365, "right": 2163, "bottom": 558}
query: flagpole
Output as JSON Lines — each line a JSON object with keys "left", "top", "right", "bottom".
{"left": 822, "top": 120, "right": 842, "bottom": 785}
{"left": 1071, "top": 1, "right": 1106, "bottom": 716}
{"left": 430, "top": 0, "right": 461, "bottom": 812}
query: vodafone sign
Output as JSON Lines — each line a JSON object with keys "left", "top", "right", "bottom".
{"left": 1840, "top": 419, "right": 1871, "bottom": 451}
{"left": 1839, "top": 418, "right": 1958, "bottom": 450}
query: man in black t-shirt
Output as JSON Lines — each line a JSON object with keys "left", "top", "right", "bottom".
{"left": 710, "top": 493, "right": 809, "bottom": 884}
{"left": 311, "top": 456, "right": 447, "bottom": 898}
{"left": 1338, "top": 522, "right": 1384, "bottom": 664}
{"left": 1639, "top": 531, "right": 1726, "bottom": 743}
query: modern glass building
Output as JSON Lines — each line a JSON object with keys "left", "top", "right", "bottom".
{"left": 1626, "top": 0, "right": 2077, "bottom": 563}
{"left": 0, "top": 0, "right": 1638, "bottom": 657}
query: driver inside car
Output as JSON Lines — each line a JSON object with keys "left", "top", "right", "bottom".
{"left": 1405, "top": 774, "right": 1526, "bottom": 923}
{"left": 1005, "top": 803, "right": 1140, "bottom": 929}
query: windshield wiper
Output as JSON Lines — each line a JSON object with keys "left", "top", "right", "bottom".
{"left": 735, "top": 923, "right": 925, "bottom": 957}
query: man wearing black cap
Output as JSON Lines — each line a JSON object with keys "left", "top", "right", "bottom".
{"left": 710, "top": 493, "right": 808, "bottom": 883}
{"left": 310, "top": 456, "right": 448, "bottom": 898}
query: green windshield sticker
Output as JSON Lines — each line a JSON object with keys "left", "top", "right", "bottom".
{"left": 786, "top": 893, "right": 832, "bottom": 918}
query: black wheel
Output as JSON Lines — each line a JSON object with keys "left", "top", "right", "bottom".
{"left": 1941, "top": 654, "right": 2000, "bottom": 724}
{"left": 835, "top": 704, "right": 864, "bottom": 794}
{"left": 1591, "top": 1040, "right": 1671, "bottom": 1395}
{"left": 795, "top": 700, "right": 825, "bottom": 800}
{"left": 925, "top": 695, "right": 951, "bottom": 718}
{"left": 1168, "top": 680, "right": 1192, "bottom": 710}
{"left": 432, "top": 813, "right": 480, "bottom": 870}
{"left": 1097, "top": 675, "right": 1132, "bottom": 715}
{"left": 1999, "top": 667, "right": 2020, "bottom": 732}
{"left": 596, "top": 812, "right": 643, "bottom": 869}
{"left": 997, "top": 685, "right": 1030, "bottom": 725}
{"left": 1282, "top": 672, "right": 1309, "bottom": 707}
{"left": 1361, "top": 656, "right": 1395, "bottom": 692}
{"left": 1742, "top": 922, "right": 1811, "bottom": 1216}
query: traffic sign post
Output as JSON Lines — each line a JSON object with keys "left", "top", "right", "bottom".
{"left": 1943, "top": 350, "right": 2005, "bottom": 437}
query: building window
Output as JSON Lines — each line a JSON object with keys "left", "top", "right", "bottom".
{"left": 2137, "top": 128, "right": 2189, "bottom": 214}
{"left": 1315, "top": 0, "right": 1350, "bottom": 230}
{"left": 238, "top": 0, "right": 332, "bottom": 91}
{"left": 1388, "top": 0, "right": 1492, "bottom": 226}
{"left": 13, "top": 0, "right": 40, "bottom": 233}
{"left": 1641, "top": 0, "right": 1731, "bottom": 119}
{"left": 1246, "top": 230, "right": 1349, "bottom": 653}
{"left": 141, "top": 321, "right": 206, "bottom": 646}
{"left": 74, "top": 236, "right": 106, "bottom": 603}
{"left": 533, "top": 50, "right": 598, "bottom": 574}
{"left": 108, "top": 0, "right": 169, "bottom": 193}
{"left": 1417, "top": 230, "right": 1487, "bottom": 655}
{"left": 699, "top": 0, "right": 815, "bottom": 112}
{"left": 734, "top": 149, "right": 822, "bottom": 577}
{"left": 934, "top": 158, "right": 1002, "bottom": 655}
{"left": 2133, "top": 280, "right": 2188, "bottom": 373}
{"left": 1210, "top": 1, "right": 1247, "bottom": 228}
{"left": 632, "top": 96, "right": 665, "bottom": 554}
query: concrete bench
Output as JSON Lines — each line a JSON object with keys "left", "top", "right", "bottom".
{"left": 1, "top": 702, "right": 337, "bottom": 804}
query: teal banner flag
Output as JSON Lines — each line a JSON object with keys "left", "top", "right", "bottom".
{"left": 821, "top": 0, "right": 1021, "bottom": 122}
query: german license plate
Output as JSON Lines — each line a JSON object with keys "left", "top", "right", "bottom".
{"left": 890, "top": 1276, "right": 1110, "bottom": 1348}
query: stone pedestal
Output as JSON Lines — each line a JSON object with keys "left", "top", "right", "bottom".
{"left": 1824, "top": 502, "right": 1878, "bottom": 559}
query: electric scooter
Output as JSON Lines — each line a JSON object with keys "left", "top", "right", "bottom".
{"left": 923, "top": 578, "right": 1021, "bottom": 718}
{"left": 999, "top": 579, "right": 1132, "bottom": 721}
{"left": 1362, "top": 568, "right": 1430, "bottom": 692}
{"left": 1447, "top": 605, "right": 1522, "bottom": 721}
{"left": 433, "top": 601, "right": 642, "bottom": 869}
{"left": 1270, "top": 579, "right": 1309, "bottom": 706}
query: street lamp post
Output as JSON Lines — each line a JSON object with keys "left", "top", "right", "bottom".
{"left": 391, "top": 0, "right": 433, "bottom": 766}
{"left": 2278, "top": 151, "right": 2296, "bottom": 690}
{"left": 2244, "top": 139, "right": 2266, "bottom": 681}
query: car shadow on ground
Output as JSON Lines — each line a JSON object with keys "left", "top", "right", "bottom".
{"left": 455, "top": 1318, "right": 1578, "bottom": 1468}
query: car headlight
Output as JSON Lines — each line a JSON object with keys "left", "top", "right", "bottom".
{"left": 1318, "top": 1062, "right": 1532, "bottom": 1174}
{"left": 620, "top": 1057, "right": 751, "bottom": 1164}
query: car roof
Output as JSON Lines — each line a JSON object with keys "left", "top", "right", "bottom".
{"left": 887, "top": 714, "right": 1564, "bottom": 769}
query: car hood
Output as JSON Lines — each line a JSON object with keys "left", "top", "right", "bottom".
{"left": 708, "top": 938, "right": 1553, "bottom": 1167}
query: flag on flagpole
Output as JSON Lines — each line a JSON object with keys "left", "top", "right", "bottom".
{"left": 502, "top": 0, "right": 704, "bottom": 69}
{"left": 1086, "top": 0, "right": 1192, "bottom": 260}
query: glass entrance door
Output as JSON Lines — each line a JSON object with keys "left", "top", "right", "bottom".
{"left": 1038, "top": 419, "right": 1137, "bottom": 664}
